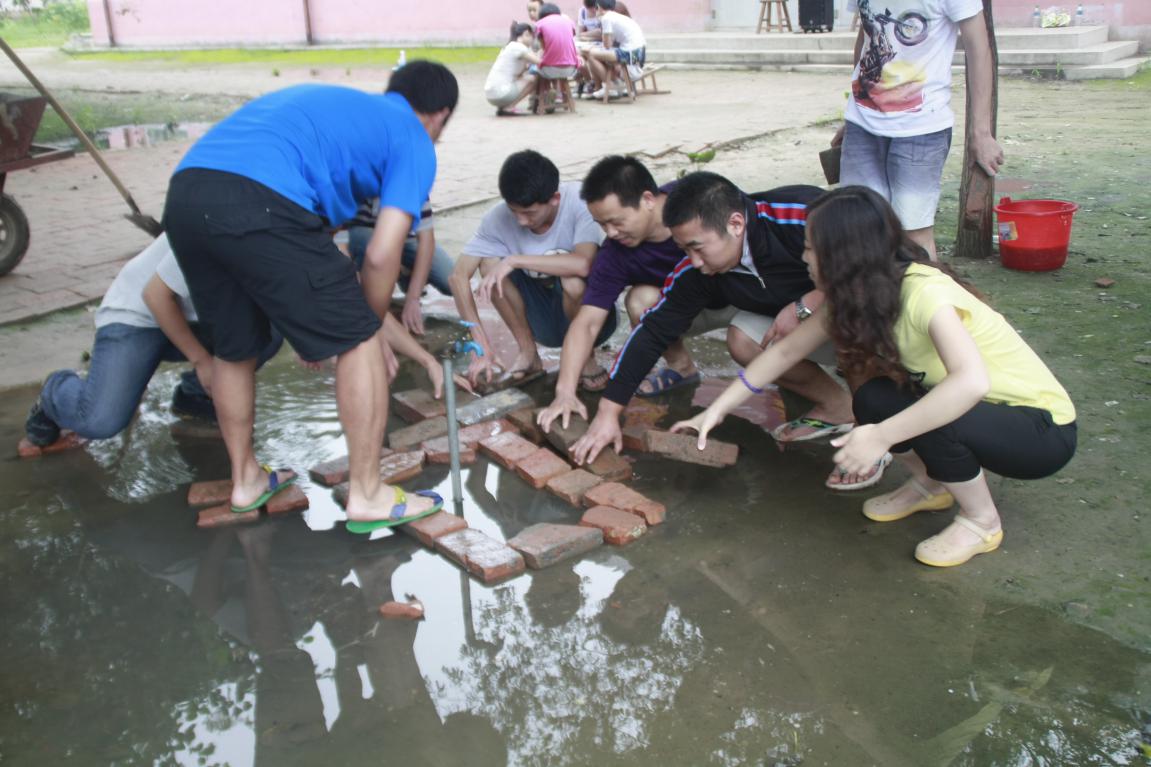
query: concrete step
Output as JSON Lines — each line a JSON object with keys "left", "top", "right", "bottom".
{"left": 649, "top": 41, "right": 1139, "bottom": 69}
{"left": 996, "top": 41, "right": 1139, "bottom": 66}
{"left": 1062, "top": 55, "right": 1151, "bottom": 80}
{"left": 645, "top": 25, "right": 1111, "bottom": 52}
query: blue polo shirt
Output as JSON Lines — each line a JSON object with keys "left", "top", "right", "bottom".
{"left": 176, "top": 85, "right": 435, "bottom": 228}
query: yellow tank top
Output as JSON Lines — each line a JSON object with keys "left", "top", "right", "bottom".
{"left": 894, "top": 263, "right": 1076, "bottom": 425}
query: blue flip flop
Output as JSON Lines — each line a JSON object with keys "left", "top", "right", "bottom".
{"left": 230, "top": 465, "right": 297, "bottom": 514}
{"left": 635, "top": 368, "right": 701, "bottom": 398}
{"left": 345, "top": 489, "right": 444, "bottom": 534}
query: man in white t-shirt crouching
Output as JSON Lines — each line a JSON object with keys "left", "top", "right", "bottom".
{"left": 448, "top": 150, "right": 618, "bottom": 389}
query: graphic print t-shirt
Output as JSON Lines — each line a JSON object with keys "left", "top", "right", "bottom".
{"left": 845, "top": 0, "right": 982, "bottom": 137}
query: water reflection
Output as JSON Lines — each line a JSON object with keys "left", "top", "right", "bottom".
{"left": 0, "top": 336, "right": 1148, "bottom": 766}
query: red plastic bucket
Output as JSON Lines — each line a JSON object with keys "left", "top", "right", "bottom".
{"left": 993, "top": 197, "right": 1079, "bottom": 272}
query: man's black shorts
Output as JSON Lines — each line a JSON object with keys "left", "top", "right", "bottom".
{"left": 164, "top": 168, "right": 381, "bottom": 362}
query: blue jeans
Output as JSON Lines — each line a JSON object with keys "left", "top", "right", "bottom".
{"left": 508, "top": 270, "right": 618, "bottom": 348}
{"left": 840, "top": 122, "right": 952, "bottom": 230}
{"left": 40, "top": 322, "right": 282, "bottom": 440}
{"left": 347, "top": 227, "right": 454, "bottom": 296}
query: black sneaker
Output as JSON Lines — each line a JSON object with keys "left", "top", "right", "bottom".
{"left": 25, "top": 398, "right": 61, "bottom": 447}
{"left": 171, "top": 386, "right": 218, "bottom": 424}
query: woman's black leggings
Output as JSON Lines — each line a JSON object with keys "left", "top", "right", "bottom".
{"left": 853, "top": 377, "right": 1078, "bottom": 484}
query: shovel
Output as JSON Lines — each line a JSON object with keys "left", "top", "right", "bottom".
{"left": 0, "top": 37, "right": 163, "bottom": 236}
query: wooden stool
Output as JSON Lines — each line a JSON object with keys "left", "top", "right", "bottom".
{"left": 622, "top": 64, "right": 669, "bottom": 97}
{"left": 757, "top": 0, "right": 792, "bottom": 33}
{"left": 536, "top": 76, "right": 576, "bottom": 115}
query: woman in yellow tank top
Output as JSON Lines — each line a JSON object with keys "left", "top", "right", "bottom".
{"left": 672, "top": 186, "right": 1077, "bottom": 567}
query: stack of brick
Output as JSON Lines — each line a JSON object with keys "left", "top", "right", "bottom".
{"left": 17, "top": 433, "right": 86, "bottom": 459}
{"left": 396, "top": 510, "right": 527, "bottom": 583}
{"left": 330, "top": 451, "right": 426, "bottom": 508}
{"left": 187, "top": 476, "right": 310, "bottom": 528}
{"left": 419, "top": 418, "right": 518, "bottom": 465}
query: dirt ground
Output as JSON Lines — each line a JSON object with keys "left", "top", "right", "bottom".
{"left": 0, "top": 56, "right": 1147, "bottom": 652}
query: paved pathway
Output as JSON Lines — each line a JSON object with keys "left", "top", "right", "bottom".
{"left": 0, "top": 49, "right": 846, "bottom": 325}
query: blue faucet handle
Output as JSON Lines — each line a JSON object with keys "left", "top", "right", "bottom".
{"left": 455, "top": 340, "right": 484, "bottom": 357}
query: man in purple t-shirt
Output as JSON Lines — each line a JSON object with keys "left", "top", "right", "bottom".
{"left": 539, "top": 155, "right": 751, "bottom": 432}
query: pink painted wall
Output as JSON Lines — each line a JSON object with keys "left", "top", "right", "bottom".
{"left": 87, "top": 0, "right": 711, "bottom": 47}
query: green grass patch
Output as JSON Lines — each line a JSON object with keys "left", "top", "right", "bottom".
{"left": 2, "top": 87, "right": 245, "bottom": 144}
{"left": 71, "top": 46, "right": 499, "bottom": 68}
{"left": 0, "top": 1, "right": 89, "bottom": 48}
{"left": 1086, "top": 61, "right": 1151, "bottom": 90}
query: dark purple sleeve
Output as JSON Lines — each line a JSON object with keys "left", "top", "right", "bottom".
{"left": 602, "top": 260, "right": 712, "bottom": 406}
{"left": 582, "top": 242, "right": 630, "bottom": 311}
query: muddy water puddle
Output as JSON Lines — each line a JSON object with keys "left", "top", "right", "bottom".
{"left": 1, "top": 345, "right": 1148, "bottom": 766}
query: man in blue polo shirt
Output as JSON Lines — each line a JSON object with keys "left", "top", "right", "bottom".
{"left": 163, "top": 61, "right": 458, "bottom": 532}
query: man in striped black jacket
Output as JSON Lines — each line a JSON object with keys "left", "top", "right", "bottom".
{"left": 571, "top": 172, "right": 856, "bottom": 478}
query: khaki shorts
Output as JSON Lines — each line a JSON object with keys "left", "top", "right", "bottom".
{"left": 727, "top": 310, "right": 838, "bottom": 366}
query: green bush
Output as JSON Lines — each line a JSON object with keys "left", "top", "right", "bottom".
{"left": 0, "top": 1, "right": 90, "bottom": 47}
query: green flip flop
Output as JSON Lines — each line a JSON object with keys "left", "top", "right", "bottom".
{"left": 345, "top": 489, "right": 444, "bottom": 534}
{"left": 230, "top": 464, "right": 297, "bottom": 514}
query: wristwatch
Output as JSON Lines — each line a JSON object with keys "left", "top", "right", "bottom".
{"left": 795, "top": 297, "right": 813, "bottom": 322}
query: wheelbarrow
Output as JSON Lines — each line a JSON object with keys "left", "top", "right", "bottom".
{"left": 0, "top": 37, "right": 163, "bottom": 277}
{"left": 0, "top": 93, "right": 74, "bottom": 276}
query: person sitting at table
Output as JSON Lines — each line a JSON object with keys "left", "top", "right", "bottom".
{"left": 672, "top": 186, "right": 1077, "bottom": 568}
{"left": 583, "top": 0, "right": 645, "bottom": 100}
{"left": 534, "top": 3, "right": 581, "bottom": 112}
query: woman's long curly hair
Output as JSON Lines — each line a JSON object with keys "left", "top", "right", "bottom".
{"left": 807, "top": 186, "right": 983, "bottom": 384}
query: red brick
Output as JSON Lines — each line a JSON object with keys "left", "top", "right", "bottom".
{"left": 544, "top": 413, "right": 587, "bottom": 453}
{"left": 188, "top": 479, "right": 233, "bottom": 509}
{"left": 582, "top": 482, "right": 666, "bottom": 525}
{"left": 420, "top": 437, "right": 477, "bottom": 465}
{"left": 380, "top": 451, "right": 426, "bottom": 484}
{"left": 506, "top": 408, "right": 545, "bottom": 444}
{"left": 456, "top": 389, "right": 535, "bottom": 427}
{"left": 392, "top": 389, "right": 446, "bottom": 423}
{"left": 197, "top": 504, "right": 260, "bottom": 528}
{"left": 17, "top": 432, "right": 86, "bottom": 459}
{"left": 466, "top": 543, "right": 527, "bottom": 583}
{"left": 399, "top": 510, "right": 468, "bottom": 548}
{"left": 545, "top": 469, "right": 603, "bottom": 506}
{"left": 632, "top": 499, "right": 667, "bottom": 526}
{"left": 266, "top": 484, "right": 309, "bottom": 516}
{"left": 514, "top": 447, "right": 571, "bottom": 489}
{"left": 379, "top": 599, "right": 425, "bottom": 620}
{"left": 621, "top": 424, "right": 651, "bottom": 453}
{"left": 586, "top": 447, "right": 633, "bottom": 482}
{"left": 435, "top": 528, "right": 526, "bottom": 583}
{"left": 622, "top": 399, "right": 669, "bottom": 427}
{"left": 507, "top": 523, "right": 603, "bottom": 569}
{"left": 643, "top": 429, "right": 739, "bottom": 467}
{"left": 478, "top": 431, "right": 539, "bottom": 469}
{"left": 310, "top": 449, "right": 397, "bottom": 486}
{"left": 308, "top": 455, "right": 350, "bottom": 486}
{"left": 388, "top": 415, "right": 448, "bottom": 450}
{"left": 421, "top": 418, "right": 518, "bottom": 463}
{"left": 580, "top": 506, "right": 647, "bottom": 546}
{"left": 331, "top": 451, "right": 425, "bottom": 508}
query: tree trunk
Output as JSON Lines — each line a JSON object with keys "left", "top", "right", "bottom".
{"left": 954, "top": 0, "right": 998, "bottom": 259}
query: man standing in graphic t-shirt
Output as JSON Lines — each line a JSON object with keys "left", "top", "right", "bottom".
{"left": 832, "top": 0, "right": 1004, "bottom": 259}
